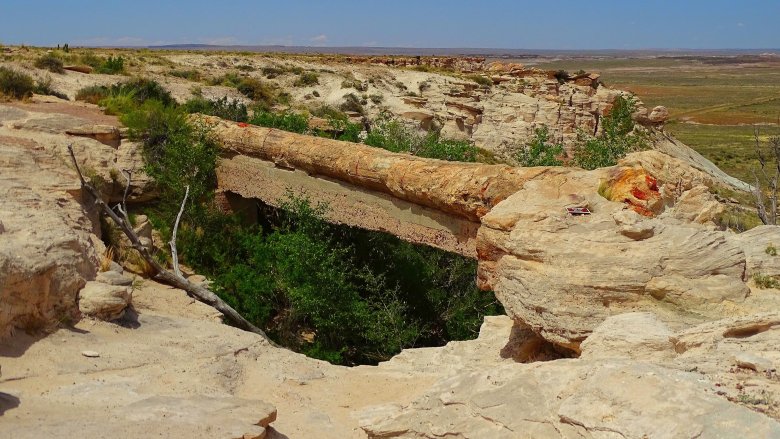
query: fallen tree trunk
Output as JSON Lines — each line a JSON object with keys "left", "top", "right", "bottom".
{"left": 196, "top": 114, "right": 563, "bottom": 221}
{"left": 67, "top": 145, "right": 269, "bottom": 340}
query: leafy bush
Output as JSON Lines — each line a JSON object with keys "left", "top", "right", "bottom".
{"left": 340, "top": 93, "right": 365, "bottom": 115}
{"left": 183, "top": 96, "right": 248, "bottom": 122}
{"left": 467, "top": 74, "right": 493, "bottom": 88}
{"left": 572, "top": 95, "right": 647, "bottom": 170}
{"left": 169, "top": 69, "right": 200, "bottom": 81}
{"left": 96, "top": 56, "right": 125, "bottom": 75}
{"left": 366, "top": 117, "right": 478, "bottom": 162}
{"left": 293, "top": 71, "right": 319, "bottom": 87}
{"left": 79, "top": 53, "right": 103, "bottom": 69}
{"left": 753, "top": 273, "right": 780, "bottom": 289}
{"left": 310, "top": 105, "right": 348, "bottom": 121}
{"left": 249, "top": 110, "right": 309, "bottom": 134}
{"left": 75, "top": 85, "right": 109, "bottom": 104}
{"left": 209, "top": 72, "right": 242, "bottom": 87}
{"left": 33, "top": 76, "right": 68, "bottom": 100}
{"left": 553, "top": 69, "right": 569, "bottom": 84}
{"left": 116, "top": 77, "right": 173, "bottom": 105}
{"left": 91, "top": 78, "right": 173, "bottom": 115}
{"left": 236, "top": 77, "right": 277, "bottom": 109}
{"left": 35, "top": 54, "right": 65, "bottom": 73}
{"left": 516, "top": 126, "right": 564, "bottom": 166}
{"left": 122, "top": 99, "right": 219, "bottom": 209}
{"left": 369, "top": 94, "right": 384, "bottom": 104}
{"left": 0, "top": 66, "right": 35, "bottom": 99}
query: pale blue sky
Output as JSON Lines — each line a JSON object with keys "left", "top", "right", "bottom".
{"left": 1, "top": 0, "right": 778, "bottom": 49}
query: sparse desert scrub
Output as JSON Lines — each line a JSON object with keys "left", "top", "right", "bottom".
{"left": 340, "top": 93, "right": 365, "bottom": 114}
{"left": 236, "top": 77, "right": 277, "bottom": 109}
{"left": 0, "top": 66, "right": 35, "bottom": 99}
{"left": 467, "top": 74, "right": 492, "bottom": 88}
{"left": 75, "top": 85, "right": 110, "bottom": 104}
{"left": 34, "top": 53, "right": 65, "bottom": 73}
{"left": 32, "top": 76, "right": 68, "bottom": 100}
{"left": 293, "top": 71, "right": 319, "bottom": 87}
{"left": 183, "top": 96, "right": 248, "bottom": 122}
{"left": 169, "top": 68, "right": 201, "bottom": 81}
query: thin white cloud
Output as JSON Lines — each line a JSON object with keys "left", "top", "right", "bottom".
{"left": 199, "top": 36, "right": 242, "bottom": 46}
{"left": 737, "top": 22, "right": 745, "bottom": 27}
{"left": 310, "top": 34, "right": 328, "bottom": 44}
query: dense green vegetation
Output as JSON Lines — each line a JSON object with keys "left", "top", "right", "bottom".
{"left": 183, "top": 96, "right": 249, "bottom": 122}
{"left": 516, "top": 95, "right": 647, "bottom": 170}
{"left": 516, "top": 126, "right": 564, "bottom": 166}
{"left": 96, "top": 78, "right": 502, "bottom": 365}
{"left": 78, "top": 53, "right": 126, "bottom": 74}
{"left": 571, "top": 95, "right": 648, "bottom": 169}
{"left": 366, "top": 116, "right": 479, "bottom": 162}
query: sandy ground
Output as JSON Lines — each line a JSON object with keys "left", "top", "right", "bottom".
{"left": 0, "top": 278, "right": 447, "bottom": 438}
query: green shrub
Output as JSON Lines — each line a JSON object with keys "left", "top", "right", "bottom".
{"left": 366, "top": 117, "right": 478, "bottom": 162}
{"left": 75, "top": 85, "right": 110, "bottom": 104}
{"left": 79, "top": 52, "right": 103, "bottom": 69}
{"left": 236, "top": 77, "right": 277, "bottom": 109}
{"left": 94, "top": 78, "right": 173, "bottom": 115}
{"left": 96, "top": 56, "right": 125, "bottom": 75}
{"left": 209, "top": 72, "right": 242, "bottom": 87}
{"left": 340, "top": 93, "right": 365, "bottom": 114}
{"left": 0, "top": 66, "right": 35, "bottom": 99}
{"left": 35, "top": 54, "right": 65, "bottom": 73}
{"left": 249, "top": 110, "right": 309, "bottom": 134}
{"left": 554, "top": 69, "right": 569, "bottom": 84}
{"left": 169, "top": 69, "right": 200, "bottom": 81}
{"left": 369, "top": 94, "right": 383, "bottom": 104}
{"left": 467, "top": 74, "right": 492, "bottom": 88}
{"left": 516, "top": 126, "right": 564, "bottom": 166}
{"left": 310, "top": 105, "right": 349, "bottom": 121}
{"left": 33, "top": 76, "right": 68, "bottom": 100}
{"left": 571, "top": 95, "right": 647, "bottom": 170}
{"left": 293, "top": 71, "right": 319, "bottom": 87}
{"left": 183, "top": 96, "right": 248, "bottom": 122}
{"left": 122, "top": 99, "right": 218, "bottom": 208}
{"left": 753, "top": 273, "right": 780, "bottom": 289}
{"left": 767, "top": 244, "right": 778, "bottom": 256}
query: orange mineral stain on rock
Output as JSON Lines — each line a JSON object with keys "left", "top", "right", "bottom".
{"left": 605, "top": 167, "right": 662, "bottom": 216}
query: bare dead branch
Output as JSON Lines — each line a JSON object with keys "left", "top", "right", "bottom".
{"left": 67, "top": 145, "right": 269, "bottom": 340}
{"left": 121, "top": 169, "right": 132, "bottom": 208}
{"left": 752, "top": 128, "right": 778, "bottom": 225}
{"left": 169, "top": 185, "right": 189, "bottom": 278}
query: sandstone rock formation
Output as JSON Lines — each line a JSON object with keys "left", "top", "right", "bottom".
{"left": 361, "top": 312, "right": 780, "bottom": 438}
{"left": 0, "top": 129, "right": 99, "bottom": 338}
{"left": 77, "top": 280, "right": 132, "bottom": 321}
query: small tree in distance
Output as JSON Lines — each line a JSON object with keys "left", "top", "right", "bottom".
{"left": 752, "top": 128, "right": 780, "bottom": 225}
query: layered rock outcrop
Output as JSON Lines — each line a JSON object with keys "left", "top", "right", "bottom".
{"left": 361, "top": 313, "right": 780, "bottom": 438}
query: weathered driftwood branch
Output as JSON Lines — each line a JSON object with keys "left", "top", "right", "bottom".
{"left": 169, "top": 185, "right": 189, "bottom": 278}
{"left": 752, "top": 128, "right": 779, "bottom": 225}
{"left": 67, "top": 145, "right": 269, "bottom": 339}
